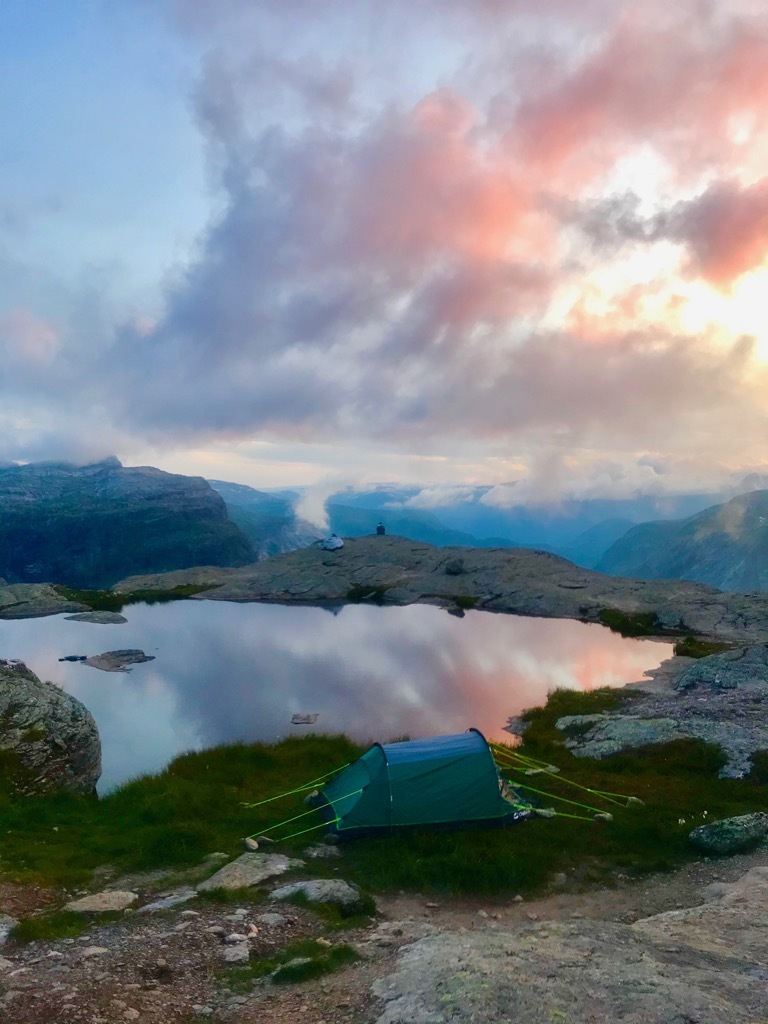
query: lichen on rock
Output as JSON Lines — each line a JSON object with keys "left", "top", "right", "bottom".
{"left": 0, "top": 659, "right": 101, "bottom": 796}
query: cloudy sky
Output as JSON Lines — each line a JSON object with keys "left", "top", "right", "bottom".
{"left": 3, "top": 0, "right": 768, "bottom": 497}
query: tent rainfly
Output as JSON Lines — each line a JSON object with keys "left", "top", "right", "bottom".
{"left": 311, "top": 728, "right": 530, "bottom": 839}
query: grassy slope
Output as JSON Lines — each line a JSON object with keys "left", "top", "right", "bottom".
{"left": 2, "top": 691, "right": 766, "bottom": 897}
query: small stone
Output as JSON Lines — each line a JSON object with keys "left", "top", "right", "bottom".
{"left": 425, "top": 902, "right": 439, "bottom": 909}
{"left": 81, "top": 947, "right": 109, "bottom": 957}
{"left": 65, "top": 891, "right": 138, "bottom": 913}
{"left": 222, "top": 942, "right": 250, "bottom": 965}
{"left": 256, "top": 913, "right": 287, "bottom": 928}
{"left": 525, "top": 912, "right": 539, "bottom": 922}
{"left": 513, "top": 895, "right": 524, "bottom": 902}
{"left": 180, "top": 909, "right": 200, "bottom": 918}
{"left": 315, "top": 937, "right": 332, "bottom": 947}
{"left": 225, "top": 933, "right": 248, "bottom": 944}
{"left": 124, "top": 1011, "right": 140, "bottom": 1022}
{"left": 0, "top": 915, "right": 18, "bottom": 945}
{"left": 0, "top": 957, "right": 14, "bottom": 971}
{"left": 477, "top": 910, "right": 488, "bottom": 918}
{"left": 305, "top": 844, "right": 341, "bottom": 859}
{"left": 202, "top": 852, "right": 230, "bottom": 864}
{"left": 206, "top": 926, "right": 226, "bottom": 936}
{"left": 138, "top": 889, "right": 197, "bottom": 913}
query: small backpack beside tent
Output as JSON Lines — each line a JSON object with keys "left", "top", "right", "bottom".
{"left": 309, "top": 729, "right": 531, "bottom": 839}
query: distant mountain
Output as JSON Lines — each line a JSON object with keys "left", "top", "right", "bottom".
{"left": 0, "top": 458, "right": 254, "bottom": 589}
{"left": 327, "top": 503, "right": 519, "bottom": 549}
{"left": 325, "top": 485, "right": 732, "bottom": 567}
{"left": 209, "top": 480, "right": 321, "bottom": 557}
{"left": 597, "top": 490, "right": 768, "bottom": 591}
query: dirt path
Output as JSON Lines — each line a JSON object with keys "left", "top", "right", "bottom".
{"left": 3, "top": 849, "right": 766, "bottom": 1024}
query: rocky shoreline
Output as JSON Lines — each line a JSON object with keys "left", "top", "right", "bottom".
{"left": 6, "top": 536, "right": 768, "bottom": 642}
{"left": 1, "top": 538, "right": 767, "bottom": 1023}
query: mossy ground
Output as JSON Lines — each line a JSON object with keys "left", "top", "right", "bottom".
{"left": 54, "top": 583, "right": 217, "bottom": 612}
{"left": 673, "top": 635, "right": 732, "bottom": 658}
{"left": 598, "top": 609, "right": 665, "bottom": 637}
{"left": 226, "top": 939, "right": 360, "bottom": 989}
{"left": 1, "top": 693, "right": 766, "bottom": 898}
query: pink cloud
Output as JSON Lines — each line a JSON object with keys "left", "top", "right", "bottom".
{"left": 509, "top": 13, "right": 768, "bottom": 187}
{"left": 0, "top": 308, "right": 59, "bottom": 365}
{"left": 671, "top": 179, "right": 768, "bottom": 285}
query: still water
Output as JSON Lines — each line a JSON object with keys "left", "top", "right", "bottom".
{"left": 0, "top": 601, "right": 673, "bottom": 791}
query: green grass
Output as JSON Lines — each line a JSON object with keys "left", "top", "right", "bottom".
{"left": 0, "top": 734, "right": 363, "bottom": 887}
{"left": 598, "top": 609, "right": 665, "bottom": 637}
{"left": 226, "top": 939, "right": 360, "bottom": 989}
{"left": 346, "top": 583, "right": 388, "bottom": 603}
{"left": 673, "top": 635, "right": 731, "bottom": 659}
{"left": 54, "top": 583, "right": 217, "bottom": 612}
{"left": 11, "top": 910, "right": 120, "bottom": 943}
{"left": 284, "top": 890, "right": 377, "bottom": 928}
{"left": 454, "top": 595, "right": 478, "bottom": 610}
{"left": 1, "top": 700, "right": 767, "bottom": 900}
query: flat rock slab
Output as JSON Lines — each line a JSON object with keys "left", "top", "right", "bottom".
{"left": 689, "top": 813, "right": 768, "bottom": 855}
{"left": 137, "top": 889, "right": 198, "bottom": 913}
{"left": 0, "top": 915, "right": 18, "bottom": 944}
{"left": 84, "top": 649, "right": 154, "bottom": 672}
{"left": 373, "top": 866, "right": 768, "bottom": 1024}
{"left": 196, "top": 852, "right": 302, "bottom": 892}
{"left": 65, "top": 611, "right": 128, "bottom": 624}
{"left": 270, "top": 878, "right": 361, "bottom": 907}
{"left": 64, "top": 890, "right": 138, "bottom": 913}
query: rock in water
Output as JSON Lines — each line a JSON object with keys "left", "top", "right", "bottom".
{"left": 64, "top": 611, "right": 128, "bottom": 624}
{"left": 83, "top": 650, "right": 155, "bottom": 673}
{"left": 688, "top": 813, "right": 768, "bottom": 855}
{"left": 0, "top": 659, "right": 101, "bottom": 796}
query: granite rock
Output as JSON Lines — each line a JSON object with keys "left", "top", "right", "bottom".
{"left": 688, "top": 813, "right": 768, "bottom": 855}
{"left": 196, "top": 853, "right": 302, "bottom": 892}
{"left": 270, "top": 878, "right": 362, "bottom": 908}
{"left": 64, "top": 891, "right": 138, "bottom": 913}
{"left": 0, "top": 659, "right": 101, "bottom": 796}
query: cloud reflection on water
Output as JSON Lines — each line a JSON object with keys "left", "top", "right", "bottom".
{"left": 0, "top": 602, "right": 673, "bottom": 791}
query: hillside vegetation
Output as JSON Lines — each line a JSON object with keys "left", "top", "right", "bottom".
{"left": 599, "top": 490, "right": 768, "bottom": 591}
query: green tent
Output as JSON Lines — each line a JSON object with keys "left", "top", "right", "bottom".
{"left": 314, "top": 728, "right": 529, "bottom": 839}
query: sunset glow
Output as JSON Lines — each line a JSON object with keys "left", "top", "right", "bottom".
{"left": 3, "top": 1, "right": 768, "bottom": 492}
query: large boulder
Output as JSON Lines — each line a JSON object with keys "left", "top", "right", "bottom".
{"left": 0, "top": 457, "right": 254, "bottom": 590}
{"left": 688, "top": 813, "right": 768, "bottom": 855}
{"left": 0, "top": 659, "right": 101, "bottom": 796}
{"left": 675, "top": 644, "right": 768, "bottom": 691}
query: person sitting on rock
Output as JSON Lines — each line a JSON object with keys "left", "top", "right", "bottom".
{"left": 376, "top": 522, "right": 386, "bottom": 535}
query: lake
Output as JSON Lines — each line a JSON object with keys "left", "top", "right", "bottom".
{"left": 0, "top": 601, "right": 674, "bottom": 791}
